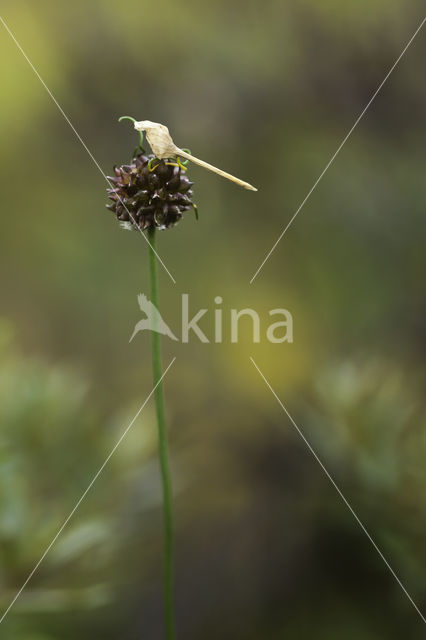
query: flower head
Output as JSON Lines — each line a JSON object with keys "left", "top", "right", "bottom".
{"left": 106, "top": 153, "right": 197, "bottom": 231}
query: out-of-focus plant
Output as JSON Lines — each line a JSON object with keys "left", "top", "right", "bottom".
{"left": 0, "top": 321, "right": 160, "bottom": 637}
{"left": 307, "top": 358, "right": 426, "bottom": 590}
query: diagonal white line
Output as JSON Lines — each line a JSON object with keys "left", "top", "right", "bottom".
{"left": 0, "top": 356, "right": 176, "bottom": 625}
{"left": 250, "top": 15, "right": 426, "bottom": 284}
{"left": 250, "top": 357, "right": 426, "bottom": 625}
{"left": 0, "top": 15, "right": 176, "bottom": 284}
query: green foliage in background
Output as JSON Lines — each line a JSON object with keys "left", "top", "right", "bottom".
{"left": 0, "top": 0, "right": 425, "bottom": 637}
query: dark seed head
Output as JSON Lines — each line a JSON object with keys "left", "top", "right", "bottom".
{"left": 106, "top": 153, "right": 197, "bottom": 231}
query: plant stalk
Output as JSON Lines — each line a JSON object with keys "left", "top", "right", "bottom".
{"left": 147, "top": 225, "right": 176, "bottom": 640}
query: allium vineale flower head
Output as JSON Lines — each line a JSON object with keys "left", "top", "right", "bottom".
{"left": 106, "top": 153, "right": 197, "bottom": 231}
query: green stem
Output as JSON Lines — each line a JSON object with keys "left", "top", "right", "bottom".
{"left": 147, "top": 226, "right": 176, "bottom": 640}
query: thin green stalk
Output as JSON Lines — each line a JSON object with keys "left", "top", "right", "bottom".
{"left": 147, "top": 226, "right": 176, "bottom": 640}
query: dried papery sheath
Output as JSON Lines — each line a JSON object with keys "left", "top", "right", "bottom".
{"left": 106, "top": 153, "right": 197, "bottom": 231}
{"left": 134, "top": 120, "right": 258, "bottom": 192}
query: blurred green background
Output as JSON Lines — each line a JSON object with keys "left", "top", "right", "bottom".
{"left": 1, "top": 1, "right": 426, "bottom": 638}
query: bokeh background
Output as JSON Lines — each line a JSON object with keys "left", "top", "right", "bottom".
{"left": 1, "top": 1, "right": 426, "bottom": 638}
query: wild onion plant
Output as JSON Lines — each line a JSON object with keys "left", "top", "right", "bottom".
{"left": 106, "top": 117, "right": 198, "bottom": 639}
{"left": 107, "top": 116, "right": 256, "bottom": 638}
